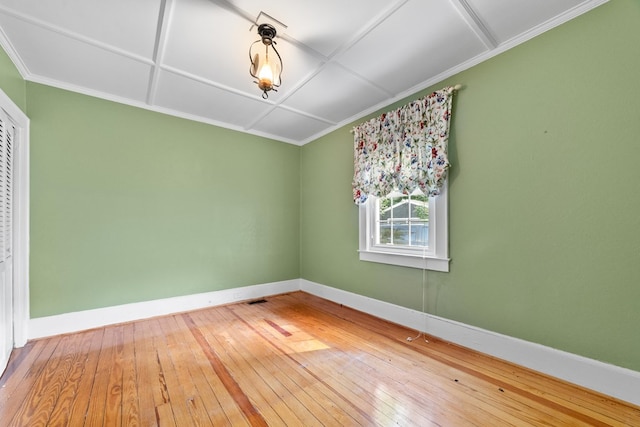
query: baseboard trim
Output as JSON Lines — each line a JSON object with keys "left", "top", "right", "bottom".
{"left": 27, "top": 278, "right": 640, "bottom": 407}
{"left": 300, "top": 279, "right": 640, "bottom": 407}
{"left": 28, "top": 279, "right": 300, "bottom": 340}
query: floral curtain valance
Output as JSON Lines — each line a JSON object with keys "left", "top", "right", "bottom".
{"left": 352, "top": 86, "right": 456, "bottom": 205}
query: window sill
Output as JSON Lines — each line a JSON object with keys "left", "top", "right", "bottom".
{"left": 358, "top": 250, "right": 450, "bottom": 272}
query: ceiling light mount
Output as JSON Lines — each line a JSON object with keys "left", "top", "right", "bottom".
{"left": 249, "top": 14, "right": 285, "bottom": 99}
{"left": 257, "top": 23, "right": 276, "bottom": 45}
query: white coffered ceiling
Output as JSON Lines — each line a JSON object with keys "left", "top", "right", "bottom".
{"left": 0, "top": 0, "right": 607, "bottom": 145}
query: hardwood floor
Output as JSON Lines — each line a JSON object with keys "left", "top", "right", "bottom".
{"left": 1, "top": 292, "right": 638, "bottom": 426}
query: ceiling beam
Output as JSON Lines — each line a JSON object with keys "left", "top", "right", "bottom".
{"left": 449, "top": 0, "right": 498, "bottom": 49}
{"left": 146, "top": 0, "right": 173, "bottom": 105}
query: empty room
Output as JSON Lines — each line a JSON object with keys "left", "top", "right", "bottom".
{"left": 0, "top": 0, "right": 639, "bottom": 425}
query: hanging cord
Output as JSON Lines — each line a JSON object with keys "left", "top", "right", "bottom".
{"left": 407, "top": 254, "right": 429, "bottom": 343}
{"left": 406, "top": 193, "right": 429, "bottom": 343}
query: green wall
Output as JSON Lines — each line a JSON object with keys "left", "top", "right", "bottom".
{"left": 27, "top": 84, "right": 300, "bottom": 317}
{"left": 0, "top": 0, "right": 638, "bottom": 373}
{"left": 300, "top": 0, "right": 640, "bottom": 372}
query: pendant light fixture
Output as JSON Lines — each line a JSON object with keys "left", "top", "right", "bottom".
{"left": 249, "top": 22, "right": 283, "bottom": 99}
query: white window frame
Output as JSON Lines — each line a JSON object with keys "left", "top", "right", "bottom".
{"left": 358, "top": 184, "right": 449, "bottom": 272}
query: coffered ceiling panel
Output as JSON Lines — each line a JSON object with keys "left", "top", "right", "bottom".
{"left": 153, "top": 69, "right": 272, "bottom": 130}
{"left": 282, "top": 63, "right": 389, "bottom": 124}
{"left": 0, "top": 0, "right": 608, "bottom": 145}
{"left": 0, "top": 0, "right": 160, "bottom": 59}
{"left": 226, "top": 0, "right": 398, "bottom": 57}
{"left": 0, "top": 13, "right": 152, "bottom": 102}
{"left": 251, "top": 107, "right": 333, "bottom": 143}
{"left": 336, "top": 0, "right": 489, "bottom": 95}
{"left": 163, "top": 0, "right": 253, "bottom": 90}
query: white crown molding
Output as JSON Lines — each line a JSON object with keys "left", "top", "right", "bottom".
{"left": 1, "top": 0, "right": 609, "bottom": 146}
{"left": 22, "top": 73, "right": 305, "bottom": 146}
{"left": 0, "top": 4, "right": 153, "bottom": 66}
{"left": 302, "top": 0, "right": 610, "bottom": 145}
{"left": 300, "top": 279, "right": 640, "bottom": 407}
{"left": 0, "top": 26, "right": 29, "bottom": 79}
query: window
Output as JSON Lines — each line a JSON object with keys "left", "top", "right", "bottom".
{"left": 352, "top": 85, "right": 456, "bottom": 272}
{"left": 358, "top": 185, "right": 449, "bottom": 272}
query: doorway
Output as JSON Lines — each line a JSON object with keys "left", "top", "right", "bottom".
{"left": 0, "top": 89, "right": 29, "bottom": 375}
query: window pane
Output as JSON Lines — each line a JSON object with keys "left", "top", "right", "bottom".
{"left": 379, "top": 222, "right": 392, "bottom": 244}
{"left": 376, "top": 193, "right": 429, "bottom": 247}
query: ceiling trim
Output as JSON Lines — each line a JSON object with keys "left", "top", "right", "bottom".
{"left": 22, "top": 71, "right": 303, "bottom": 144}
{"left": 0, "top": 4, "right": 153, "bottom": 66}
{"left": 499, "top": 0, "right": 609, "bottom": 50}
{"left": 0, "top": 0, "right": 611, "bottom": 146}
{"left": 0, "top": 25, "right": 28, "bottom": 78}
{"left": 297, "top": 0, "right": 611, "bottom": 145}
{"left": 324, "top": 0, "right": 409, "bottom": 60}
{"left": 146, "top": 0, "right": 173, "bottom": 105}
{"left": 450, "top": 0, "right": 498, "bottom": 49}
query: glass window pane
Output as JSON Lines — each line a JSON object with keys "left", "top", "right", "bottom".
{"left": 376, "top": 193, "right": 429, "bottom": 247}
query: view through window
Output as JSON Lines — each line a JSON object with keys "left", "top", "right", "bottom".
{"left": 377, "top": 193, "right": 429, "bottom": 247}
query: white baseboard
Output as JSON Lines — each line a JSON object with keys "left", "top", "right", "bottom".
{"left": 27, "top": 277, "right": 640, "bottom": 407}
{"left": 28, "top": 279, "right": 300, "bottom": 340}
{"left": 300, "top": 279, "right": 640, "bottom": 407}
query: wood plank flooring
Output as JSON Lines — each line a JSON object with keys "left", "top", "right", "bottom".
{"left": 1, "top": 292, "right": 638, "bottom": 426}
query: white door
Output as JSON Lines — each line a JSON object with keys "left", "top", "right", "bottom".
{"left": 0, "top": 109, "right": 14, "bottom": 373}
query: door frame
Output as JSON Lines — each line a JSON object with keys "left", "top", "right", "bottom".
{"left": 0, "top": 88, "right": 29, "bottom": 347}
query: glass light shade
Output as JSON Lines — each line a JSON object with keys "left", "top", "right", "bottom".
{"left": 249, "top": 23, "right": 282, "bottom": 98}
{"left": 258, "top": 61, "right": 273, "bottom": 82}
{"left": 253, "top": 50, "right": 280, "bottom": 92}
